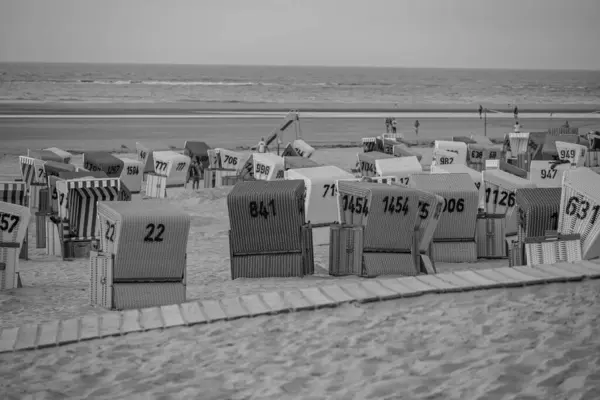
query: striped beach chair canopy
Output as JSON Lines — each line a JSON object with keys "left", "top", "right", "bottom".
{"left": 470, "top": 134, "right": 494, "bottom": 146}
{"left": 409, "top": 173, "right": 479, "bottom": 240}
{"left": 43, "top": 147, "right": 73, "bottom": 164}
{"left": 515, "top": 187, "right": 562, "bottom": 238}
{"left": 83, "top": 151, "right": 124, "bottom": 178}
{"left": 541, "top": 134, "right": 584, "bottom": 161}
{"left": 0, "top": 181, "right": 27, "bottom": 206}
{"left": 433, "top": 148, "right": 465, "bottom": 167}
{"left": 152, "top": 151, "right": 191, "bottom": 187}
{"left": 215, "top": 148, "right": 249, "bottom": 172}
{"left": 434, "top": 140, "right": 468, "bottom": 165}
{"left": 482, "top": 169, "right": 536, "bottom": 224}
{"left": 392, "top": 144, "right": 422, "bottom": 161}
{"left": 19, "top": 156, "right": 47, "bottom": 186}
{"left": 283, "top": 156, "right": 321, "bottom": 171}
{"left": 508, "top": 132, "right": 530, "bottom": 156}
{"left": 136, "top": 141, "right": 172, "bottom": 173}
{"left": 375, "top": 156, "right": 422, "bottom": 185}
{"left": 281, "top": 143, "right": 300, "bottom": 157}
{"left": 336, "top": 180, "right": 422, "bottom": 276}
{"left": 96, "top": 200, "right": 190, "bottom": 281}
{"left": 452, "top": 136, "right": 477, "bottom": 145}
{"left": 529, "top": 160, "right": 572, "bottom": 188}
{"left": 55, "top": 178, "right": 123, "bottom": 240}
{"left": 362, "top": 137, "right": 378, "bottom": 153}
{"left": 44, "top": 161, "right": 76, "bottom": 180}
{"left": 252, "top": 153, "right": 285, "bottom": 181}
{"left": 113, "top": 157, "right": 143, "bottom": 194}
{"left": 357, "top": 152, "right": 395, "bottom": 177}
{"left": 48, "top": 171, "right": 108, "bottom": 216}
{"left": 227, "top": 179, "right": 306, "bottom": 256}
{"left": 27, "top": 150, "right": 63, "bottom": 163}
{"left": 548, "top": 127, "right": 579, "bottom": 136}
{"left": 559, "top": 167, "right": 600, "bottom": 260}
{"left": 184, "top": 141, "right": 211, "bottom": 169}
{"left": 291, "top": 139, "right": 315, "bottom": 159}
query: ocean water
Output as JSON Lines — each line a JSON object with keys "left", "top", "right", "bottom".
{"left": 0, "top": 63, "right": 599, "bottom": 105}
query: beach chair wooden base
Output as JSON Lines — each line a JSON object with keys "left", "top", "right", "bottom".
{"left": 329, "top": 224, "right": 364, "bottom": 276}
{"left": 0, "top": 245, "right": 20, "bottom": 291}
{"left": 420, "top": 254, "right": 436, "bottom": 274}
{"left": 45, "top": 219, "right": 62, "bottom": 256}
{"left": 229, "top": 225, "right": 314, "bottom": 279}
{"left": 62, "top": 239, "right": 92, "bottom": 260}
{"left": 145, "top": 173, "right": 167, "bottom": 198}
{"left": 35, "top": 213, "right": 46, "bottom": 249}
{"left": 524, "top": 234, "right": 582, "bottom": 267}
{"left": 363, "top": 252, "right": 417, "bottom": 277}
{"left": 507, "top": 236, "right": 524, "bottom": 267}
{"left": 18, "top": 232, "right": 28, "bottom": 260}
{"left": 476, "top": 213, "right": 507, "bottom": 258}
{"left": 432, "top": 241, "right": 477, "bottom": 263}
{"left": 90, "top": 253, "right": 186, "bottom": 310}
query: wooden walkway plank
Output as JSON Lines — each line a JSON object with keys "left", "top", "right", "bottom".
{"left": 494, "top": 267, "right": 546, "bottom": 285}
{"left": 452, "top": 270, "right": 502, "bottom": 289}
{"left": 180, "top": 301, "right": 207, "bottom": 325}
{"left": 553, "top": 262, "right": 600, "bottom": 278}
{"left": 360, "top": 280, "right": 401, "bottom": 300}
{"left": 219, "top": 297, "right": 248, "bottom": 320}
{"left": 377, "top": 278, "right": 422, "bottom": 297}
{"left": 475, "top": 268, "right": 525, "bottom": 288}
{"left": 319, "top": 285, "right": 355, "bottom": 303}
{"left": 398, "top": 276, "right": 438, "bottom": 295}
{"left": 577, "top": 260, "right": 600, "bottom": 275}
{"left": 416, "top": 275, "right": 460, "bottom": 293}
{"left": 534, "top": 264, "right": 585, "bottom": 281}
{"left": 14, "top": 324, "right": 39, "bottom": 351}
{"left": 512, "top": 266, "right": 568, "bottom": 283}
{"left": 338, "top": 282, "right": 380, "bottom": 303}
{"left": 260, "top": 291, "right": 289, "bottom": 314}
{"left": 433, "top": 273, "right": 479, "bottom": 290}
{"left": 139, "top": 307, "right": 164, "bottom": 331}
{"left": 0, "top": 327, "right": 19, "bottom": 353}
{"left": 36, "top": 320, "right": 60, "bottom": 349}
{"left": 200, "top": 299, "right": 228, "bottom": 322}
{"left": 300, "top": 287, "right": 338, "bottom": 308}
{"left": 239, "top": 294, "right": 272, "bottom": 316}
{"left": 281, "top": 290, "right": 313, "bottom": 311}
{"left": 160, "top": 304, "right": 186, "bottom": 328}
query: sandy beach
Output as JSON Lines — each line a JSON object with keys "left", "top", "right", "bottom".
{"left": 2, "top": 112, "right": 600, "bottom": 399}
{"left": 1, "top": 281, "right": 599, "bottom": 399}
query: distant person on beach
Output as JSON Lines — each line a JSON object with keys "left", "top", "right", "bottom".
{"left": 391, "top": 118, "right": 397, "bottom": 133}
{"left": 258, "top": 137, "right": 267, "bottom": 153}
{"left": 385, "top": 118, "right": 390, "bottom": 133}
{"left": 513, "top": 106, "right": 519, "bottom": 119}
{"left": 414, "top": 120, "right": 420, "bottom": 136}
{"left": 563, "top": 120, "right": 570, "bottom": 128}
{"left": 514, "top": 121, "right": 521, "bottom": 132}
{"left": 188, "top": 161, "right": 201, "bottom": 190}
{"left": 479, "top": 105, "right": 483, "bottom": 119}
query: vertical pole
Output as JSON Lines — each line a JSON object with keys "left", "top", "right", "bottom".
{"left": 484, "top": 108, "right": 487, "bottom": 137}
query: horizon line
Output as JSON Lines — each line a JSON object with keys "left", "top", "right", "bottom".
{"left": 1, "top": 60, "right": 599, "bottom": 72}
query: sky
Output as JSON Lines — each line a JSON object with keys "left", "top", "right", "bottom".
{"left": 0, "top": 0, "right": 599, "bottom": 69}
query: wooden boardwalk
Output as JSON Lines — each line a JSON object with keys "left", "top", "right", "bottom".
{"left": 2, "top": 260, "right": 600, "bottom": 354}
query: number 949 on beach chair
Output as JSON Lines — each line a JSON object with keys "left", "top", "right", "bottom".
{"left": 227, "top": 180, "right": 314, "bottom": 279}
{"left": 91, "top": 200, "right": 191, "bottom": 310}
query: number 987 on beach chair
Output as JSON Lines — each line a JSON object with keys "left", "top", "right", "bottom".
{"left": 91, "top": 201, "right": 191, "bottom": 310}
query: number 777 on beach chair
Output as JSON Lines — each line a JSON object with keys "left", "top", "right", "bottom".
{"left": 0, "top": 201, "right": 31, "bottom": 290}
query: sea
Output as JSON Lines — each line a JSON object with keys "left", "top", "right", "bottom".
{"left": 1, "top": 63, "right": 599, "bottom": 106}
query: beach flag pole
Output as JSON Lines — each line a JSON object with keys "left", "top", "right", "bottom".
{"left": 484, "top": 108, "right": 488, "bottom": 137}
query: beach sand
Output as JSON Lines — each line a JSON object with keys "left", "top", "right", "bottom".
{"left": 1, "top": 281, "right": 599, "bottom": 399}
{"left": 1, "top": 115, "right": 600, "bottom": 399}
